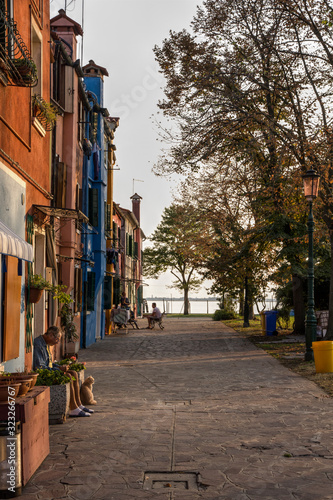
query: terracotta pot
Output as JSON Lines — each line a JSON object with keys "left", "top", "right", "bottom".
{"left": 0, "top": 383, "right": 21, "bottom": 402}
{"left": 29, "top": 287, "right": 44, "bottom": 304}
{"left": 9, "top": 375, "right": 35, "bottom": 392}
{"left": 15, "top": 379, "right": 32, "bottom": 396}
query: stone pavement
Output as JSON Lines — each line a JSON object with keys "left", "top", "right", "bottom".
{"left": 20, "top": 317, "right": 333, "bottom": 499}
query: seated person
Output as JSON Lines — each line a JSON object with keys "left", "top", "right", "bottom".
{"left": 145, "top": 302, "right": 162, "bottom": 329}
{"left": 33, "top": 326, "right": 94, "bottom": 417}
{"left": 120, "top": 291, "right": 130, "bottom": 309}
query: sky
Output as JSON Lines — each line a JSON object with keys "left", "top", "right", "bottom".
{"left": 50, "top": 0, "right": 210, "bottom": 299}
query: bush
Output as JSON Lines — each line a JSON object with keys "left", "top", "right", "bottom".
{"left": 35, "top": 369, "right": 73, "bottom": 386}
{"left": 212, "top": 309, "right": 236, "bottom": 321}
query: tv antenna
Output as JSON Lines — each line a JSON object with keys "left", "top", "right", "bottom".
{"left": 133, "top": 178, "right": 144, "bottom": 194}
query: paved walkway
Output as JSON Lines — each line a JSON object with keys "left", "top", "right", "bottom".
{"left": 21, "top": 318, "right": 333, "bottom": 499}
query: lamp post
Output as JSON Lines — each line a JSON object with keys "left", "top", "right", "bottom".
{"left": 302, "top": 169, "right": 320, "bottom": 361}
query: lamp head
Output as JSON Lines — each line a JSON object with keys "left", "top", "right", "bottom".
{"left": 302, "top": 169, "right": 320, "bottom": 202}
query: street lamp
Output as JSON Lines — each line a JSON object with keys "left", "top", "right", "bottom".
{"left": 302, "top": 168, "right": 320, "bottom": 361}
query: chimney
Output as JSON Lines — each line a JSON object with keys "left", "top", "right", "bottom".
{"left": 130, "top": 193, "right": 142, "bottom": 225}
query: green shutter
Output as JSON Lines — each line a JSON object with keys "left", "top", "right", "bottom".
{"left": 134, "top": 242, "right": 138, "bottom": 259}
{"left": 104, "top": 276, "right": 112, "bottom": 309}
{"left": 129, "top": 235, "right": 133, "bottom": 257}
{"left": 113, "top": 277, "right": 120, "bottom": 307}
{"left": 87, "top": 271, "right": 96, "bottom": 311}
{"left": 126, "top": 233, "right": 129, "bottom": 255}
{"left": 89, "top": 188, "right": 99, "bottom": 226}
{"left": 113, "top": 222, "right": 117, "bottom": 245}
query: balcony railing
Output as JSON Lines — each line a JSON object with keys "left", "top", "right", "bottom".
{"left": 32, "top": 94, "right": 59, "bottom": 131}
{"left": 0, "top": 7, "right": 38, "bottom": 87}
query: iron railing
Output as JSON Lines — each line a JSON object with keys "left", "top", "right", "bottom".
{"left": 0, "top": 7, "right": 38, "bottom": 87}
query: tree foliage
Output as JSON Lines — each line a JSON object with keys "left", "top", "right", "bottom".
{"left": 153, "top": 0, "right": 333, "bottom": 333}
{"left": 143, "top": 204, "right": 208, "bottom": 314}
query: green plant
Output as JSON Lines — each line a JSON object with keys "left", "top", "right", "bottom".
{"left": 212, "top": 309, "right": 236, "bottom": 321}
{"left": 58, "top": 358, "right": 86, "bottom": 371}
{"left": 12, "top": 58, "right": 37, "bottom": 84}
{"left": 60, "top": 304, "right": 79, "bottom": 343}
{"left": 32, "top": 94, "right": 59, "bottom": 130}
{"left": 35, "top": 369, "right": 73, "bottom": 386}
{"left": 29, "top": 274, "right": 53, "bottom": 290}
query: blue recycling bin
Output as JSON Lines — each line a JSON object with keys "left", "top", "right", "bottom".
{"left": 264, "top": 310, "right": 278, "bottom": 335}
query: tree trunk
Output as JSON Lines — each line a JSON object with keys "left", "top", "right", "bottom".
{"left": 326, "top": 233, "right": 333, "bottom": 339}
{"left": 292, "top": 273, "right": 305, "bottom": 335}
{"left": 183, "top": 287, "right": 189, "bottom": 315}
{"left": 239, "top": 290, "right": 244, "bottom": 316}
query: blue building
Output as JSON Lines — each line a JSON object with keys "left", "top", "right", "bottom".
{"left": 80, "top": 60, "right": 113, "bottom": 347}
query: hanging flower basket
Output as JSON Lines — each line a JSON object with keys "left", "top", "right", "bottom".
{"left": 29, "top": 287, "right": 44, "bottom": 304}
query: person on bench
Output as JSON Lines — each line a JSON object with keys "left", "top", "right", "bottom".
{"left": 146, "top": 302, "right": 162, "bottom": 329}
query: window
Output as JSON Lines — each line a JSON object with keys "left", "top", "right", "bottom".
{"left": 87, "top": 271, "right": 95, "bottom": 311}
{"left": 88, "top": 188, "right": 98, "bottom": 226}
{"left": 0, "top": 1, "right": 13, "bottom": 58}
{"left": 103, "top": 276, "right": 112, "bottom": 310}
{"left": 31, "top": 23, "right": 42, "bottom": 96}
{"left": 55, "top": 161, "right": 67, "bottom": 208}
{"left": 74, "top": 268, "right": 82, "bottom": 313}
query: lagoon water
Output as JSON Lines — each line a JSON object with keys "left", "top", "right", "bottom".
{"left": 144, "top": 298, "right": 277, "bottom": 315}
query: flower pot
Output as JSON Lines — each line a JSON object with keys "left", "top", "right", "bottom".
{"left": 29, "top": 287, "right": 44, "bottom": 304}
{"left": 16, "top": 379, "right": 32, "bottom": 396}
{"left": 49, "top": 383, "right": 70, "bottom": 424}
{"left": 0, "top": 382, "right": 21, "bottom": 401}
{"left": 10, "top": 374, "right": 36, "bottom": 392}
{"left": 65, "top": 340, "right": 80, "bottom": 356}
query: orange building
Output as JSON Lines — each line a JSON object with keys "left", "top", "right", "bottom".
{"left": 0, "top": 0, "right": 53, "bottom": 371}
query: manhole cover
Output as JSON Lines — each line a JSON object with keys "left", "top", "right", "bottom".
{"left": 165, "top": 400, "right": 191, "bottom": 406}
{"left": 143, "top": 472, "right": 199, "bottom": 491}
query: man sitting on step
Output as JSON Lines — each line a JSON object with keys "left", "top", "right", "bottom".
{"left": 33, "top": 326, "right": 94, "bottom": 417}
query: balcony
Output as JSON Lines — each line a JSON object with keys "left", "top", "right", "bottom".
{"left": 0, "top": 8, "right": 38, "bottom": 87}
{"left": 32, "top": 94, "right": 59, "bottom": 131}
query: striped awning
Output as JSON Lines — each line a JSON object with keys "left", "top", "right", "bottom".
{"left": 0, "top": 219, "right": 33, "bottom": 262}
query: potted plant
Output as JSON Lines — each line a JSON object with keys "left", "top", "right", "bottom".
{"left": 28, "top": 274, "right": 53, "bottom": 303}
{"left": 53, "top": 290, "right": 80, "bottom": 355}
{"left": 35, "top": 369, "right": 74, "bottom": 424}
{"left": 12, "top": 58, "right": 37, "bottom": 85}
{"left": 58, "top": 357, "right": 86, "bottom": 385}
{"left": 32, "top": 94, "right": 59, "bottom": 130}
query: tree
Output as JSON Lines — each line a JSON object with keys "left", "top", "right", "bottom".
{"left": 143, "top": 204, "right": 208, "bottom": 315}
{"left": 153, "top": 0, "right": 333, "bottom": 333}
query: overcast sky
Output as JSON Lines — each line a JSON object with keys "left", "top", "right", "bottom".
{"left": 50, "top": 0, "right": 209, "bottom": 299}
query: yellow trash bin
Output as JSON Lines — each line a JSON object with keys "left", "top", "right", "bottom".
{"left": 312, "top": 341, "right": 333, "bottom": 373}
{"left": 260, "top": 311, "right": 266, "bottom": 336}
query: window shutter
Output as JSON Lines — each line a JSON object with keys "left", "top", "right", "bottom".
{"left": 103, "top": 276, "right": 112, "bottom": 310}
{"left": 126, "top": 233, "right": 129, "bottom": 256}
{"left": 3, "top": 256, "right": 21, "bottom": 361}
{"left": 134, "top": 242, "right": 138, "bottom": 259}
{"left": 112, "top": 222, "right": 117, "bottom": 245}
{"left": 128, "top": 235, "right": 134, "bottom": 257}
{"left": 56, "top": 161, "right": 67, "bottom": 208}
{"left": 87, "top": 271, "right": 96, "bottom": 311}
{"left": 64, "top": 65, "right": 74, "bottom": 113}
{"left": 89, "top": 188, "right": 99, "bottom": 226}
{"left": 113, "top": 277, "right": 120, "bottom": 307}
{"left": 104, "top": 201, "right": 107, "bottom": 232}
{"left": 74, "top": 268, "right": 82, "bottom": 313}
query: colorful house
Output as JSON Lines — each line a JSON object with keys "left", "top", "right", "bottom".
{"left": 0, "top": 0, "right": 52, "bottom": 371}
